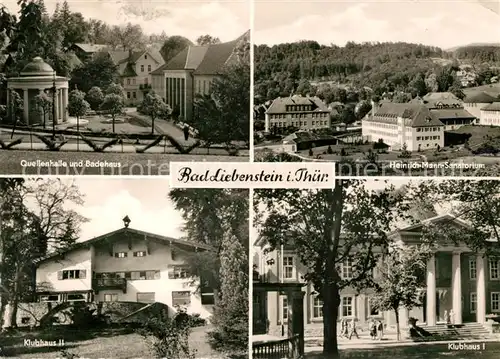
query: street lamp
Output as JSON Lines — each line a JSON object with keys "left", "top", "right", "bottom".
{"left": 122, "top": 215, "right": 131, "bottom": 228}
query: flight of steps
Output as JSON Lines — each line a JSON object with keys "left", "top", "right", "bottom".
{"left": 416, "top": 323, "right": 494, "bottom": 341}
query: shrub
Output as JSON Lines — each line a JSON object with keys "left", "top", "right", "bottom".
{"left": 327, "top": 145, "right": 333, "bottom": 154}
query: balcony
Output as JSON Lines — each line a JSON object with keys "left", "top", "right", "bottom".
{"left": 93, "top": 278, "right": 127, "bottom": 294}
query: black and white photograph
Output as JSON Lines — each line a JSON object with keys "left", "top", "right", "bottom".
{"left": 0, "top": 179, "right": 249, "bottom": 359}
{"left": 253, "top": 0, "right": 500, "bottom": 176}
{"left": 0, "top": 0, "right": 250, "bottom": 176}
{"left": 252, "top": 178, "right": 500, "bottom": 359}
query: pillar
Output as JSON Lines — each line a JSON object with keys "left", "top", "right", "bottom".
{"left": 54, "top": 90, "right": 59, "bottom": 124}
{"left": 452, "top": 252, "right": 462, "bottom": 324}
{"left": 63, "top": 88, "right": 68, "bottom": 121}
{"left": 23, "top": 88, "right": 29, "bottom": 124}
{"left": 177, "top": 78, "right": 181, "bottom": 107}
{"left": 6, "top": 88, "right": 10, "bottom": 118}
{"left": 58, "top": 89, "right": 62, "bottom": 121}
{"left": 426, "top": 253, "right": 436, "bottom": 326}
{"left": 287, "top": 290, "right": 304, "bottom": 358}
{"left": 476, "top": 254, "right": 486, "bottom": 323}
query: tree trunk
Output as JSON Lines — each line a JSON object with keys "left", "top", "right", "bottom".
{"left": 395, "top": 308, "right": 401, "bottom": 341}
{"left": 151, "top": 117, "right": 155, "bottom": 135}
{"left": 323, "top": 181, "right": 345, "bottom": 358}
{"left": 112, "top": 115, "right": 115, "bottom": 133}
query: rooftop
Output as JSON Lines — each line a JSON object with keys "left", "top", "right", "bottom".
{"left": 370, "top": 103, "right": 444, "bottom": 127}
{"left": 482, "top": 102, "right": 500, "bottom": 111}
{"left": 464, "top": 91, "right": 499, "bottom": 104}
{"left": 20, "top": 57, "right": 55, "bottom": 77}
{"left": 266, "top": 95, "right": 329, "bottom": 114}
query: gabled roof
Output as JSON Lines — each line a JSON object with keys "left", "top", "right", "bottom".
{"left": 121, "top": 62, "right": 137, "bottom": 77}
{"left": 464, "top": 91, "right": 498, "bottom": 104}
{"left": 482, "top": 102, "right": 500, "bottom": 111}
{"left": 266, "top": 95, "right": 329, "bottom": 114}
{"left": 35, "top": 227, "right": 213, "bottom": 265}
{"left": 370, "top": 103, "right": 444, "bottom": 127}
{"left": 431, "top": 108, "right": 476, "bottom": 120}
{"left": 73, "top": 43, "right": 109, "bottom": 53}
{"left": 150, "top": 31, "right": 249, "bottom": 76}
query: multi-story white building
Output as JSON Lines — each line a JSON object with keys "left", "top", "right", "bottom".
{"left": 34, "top": 219, "right": 214, "bottom": 319}
{"left": 264, "top": 95, "right": 331, "bottom": 132}
{"left": 361, "top": 102, "right": 444, "bottom": 151}
{"left": 480, "top": 103, "right": 500, "bottom": 126}
{"left": 464, "top": 92, "right": 499, "bottom": 123}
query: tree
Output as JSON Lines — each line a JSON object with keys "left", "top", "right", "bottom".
{"left": 110, "top": 23, "right": 145, "bottom": 50}
{"left": 140, "top": 93, "right": 171, "bottom": 134}
{"left": 191, "top": 37, "right": 250, "bottom": 147}
{"left": 449, "top": 77, "right": 465, "bottom": 100}
{"left": 370, "top": 245, "right": 432, "bottom": 341}
{"left": 196, "top": 35, "right": 221, "bottom": 46}
{"left": 100, "top": 94, "right": 124, "bottom": 133}
{"left": 105, "top": 83, "right": 125, "bottom": 98}
{"left": 70, "top": 54, "right": 118, "bottom": 93}
{"left": 51, "top": 1, "right": 89, "bottom": 51}
{"left": 160, "top": 36, "right": 192, "bottom": 63}
{"left": 67, "top": 90, "right": 90, "bottom": 124}
{"left": 1, "top": 179, "right": 86, "bottom": 329}
{"left": 408, "top": 73, "right": 427, "bottom": 97}
{"left": 168, "top": 189, "right": 248, "bottom": 355}
{"left": 85, "top": 86, "right": 104, "bottom": 111}
{"left": 33, "top": 91, "right": 52, "bottom": 128}
{"left": 254, "top": 183, "right": 409, "bottom": 358}
{"left": 354, "top": 100, "right": 372, "bottom": 120}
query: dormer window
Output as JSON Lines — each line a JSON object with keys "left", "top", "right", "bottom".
{"left": 144, "top": 55, "right": 148, "bottom": 59}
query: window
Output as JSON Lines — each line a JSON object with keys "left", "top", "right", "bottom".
{"left": 126, "top": 92, "right": 131, "bottom": 99}
{"left": 104, "top": 293, "right": 118, "bottom": 302}
{"left": 137, "top": 292, "right": 155, "bottom": 303}
{"left": 490, "top": 259, "right": 499, "bottom": 280}
{"left": 132, "top": 92, "right": 136, "bottom": 99}
{"left": 341, "top": 296, "right": 353, "bottom": 317}
{"left": 146, "top": 270, "right": 160, "bottom": 280}
{"left": 341, "top": 258, "right": 353, "bottom": 280}
{"left": 115, "top": 252, "right": 128, "bottom": 258}
{"left": 313, "top": 296, "right": 323, "bottom": 319}
{"left": 282, "top": 296, "right": 288, "bottom": 321}
{"left": 133, "top": 251, "right": 147, "bottom": 257}
{"left": 60, "top": 270, "right": 86, "bottom": 280}
{"left": 127, "top": 78, "right": 130, "bottom": 85}
{"left": 67, "top": 294, "right": 86, "bottom": 302}
{"left": 131, "top": 271, "right": 147, "bottom": 280}
{"left": 140, "top": 65, "right": 144, "bottom": 72}
{"left": 470, "top": 257, "right": 477, "bottom": 279}
{"left": 172, "top": 291, "right": 191, "bottom": 306}
{"left": 170, "top": 266, "right": 189, "bottom": 279}
{"left": 148, "top": 65, "right": 151, "bottom": 72}
{"left": 283, "top": 256, "right": 294, "bottom": 279}
{"left": 492, "top": 292, "right": 500, "bottom": 312}
{"left": 471, "top": 292, "right": 477, "bottom": 313}
{"left": 144, "top": 55, "right": 147, "bottom": 59}
{"left": 132, "top": 78, "right": 136, "bottom": 85}
{"left": 40, "top": 294, "right": 60, "bottom": 302}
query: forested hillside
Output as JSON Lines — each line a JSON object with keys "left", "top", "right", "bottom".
{"left": 254, "top": 41, "right": 500, "bottom": 104}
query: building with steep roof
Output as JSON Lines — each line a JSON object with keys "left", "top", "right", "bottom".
{"left": 362, "top": 102, "right": 444, "bottom": 151}
{"left": 264, "top": 95, "right": 331, "bottom": 132}
{"left": 464, "top": 92, "right": 500, "bottom": 124}
{"left": 34, "top": 217, "right": 215, "bottom": 319}
{"left": 69, "top": 43, "right": 110, "bottom": 62}
{"left": 150, "top": 31, "right": 249, "bottom": 122}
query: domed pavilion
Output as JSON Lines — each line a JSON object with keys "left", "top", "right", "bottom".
{"left": 7, "top": 57, "right": 69, "bottom": 125}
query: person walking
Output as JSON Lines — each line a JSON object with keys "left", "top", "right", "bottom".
{"left": 369, "top": 319, "right": 377, "bottom": 340}
{"left": 377, "top": 320, "right": 384, "bottom": 340}
{"left": 339, "top": 319, "right": 347, "bottom": 338}
{"left": 348, "top": 319, "right": 359, "bottom": 340}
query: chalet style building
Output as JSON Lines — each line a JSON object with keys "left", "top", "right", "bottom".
{"left": 264, "top": 95, "right": 331, "bottom": 132}
{"left": 150, "top": 31, "right": 249, "bottom": 122}
{"left": 361, "top": 102, "right": 445, "bottom": 151}
{"left": 34, "top": 217, "right": 214, "bottom": 319}
{"left": 253, "top": 214, "right": 500, "bottom": 336}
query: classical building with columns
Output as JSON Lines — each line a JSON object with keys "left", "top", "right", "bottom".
{"left": 253, "top": 213, "right": 500, "bottom": 336}
{"left": 6, "top": 57, "right": 69, "bottom": 125}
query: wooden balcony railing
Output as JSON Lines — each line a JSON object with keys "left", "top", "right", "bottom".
{"left": 253, "top": 334, "right": 301, "bottom": 359}
{"left": 93, "top": 278, "right": 127, "bottom": 293}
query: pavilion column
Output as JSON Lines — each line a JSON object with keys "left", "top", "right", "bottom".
{"left": 54, "top": 90, "right": 59, "bottom": 124}
{"left": 426, "top": 253, "right": 436, "bottom": 326}
{"left": 23, "top": 88, "right": 29, "bottom": 125}
{"left": 6, "top": 89, "right": 10, "bottom": 117}
{"left": 476, "top": 254, "right": 486, "bottom": 323}
{"left": 452, "top": 251, "right": 463, "bottom": 324}
{"left": 287, "top": 290, "right": 304, "bottom": 358}
{"left": 58, "top": 89, "right": 63, "bottom": 121}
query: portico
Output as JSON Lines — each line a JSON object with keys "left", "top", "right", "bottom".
{"left": 7, "top": 57, "right": 69, "bottom": 125}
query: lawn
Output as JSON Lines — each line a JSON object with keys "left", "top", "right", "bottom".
{"left": 0, "top": 325, "right": 224, "bottom": 359}
{"left": 306, "top": 341, "right": 500, "bottom": 359}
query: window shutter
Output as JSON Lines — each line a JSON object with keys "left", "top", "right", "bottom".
{"left": 80, "top": 270, "right": 87, "bottom": 279}
{"left": 57, "top": 271, "right": 63, "bottom": 280}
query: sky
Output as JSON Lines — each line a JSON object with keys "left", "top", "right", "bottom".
{"left": 254, "top": 0, "right": 500, "bottom": 49}
{"left": 2, "top": 0, "right": 249, "bottom": 43}
{"left": 45, "top": 178, "right": 186, "bottom": 242}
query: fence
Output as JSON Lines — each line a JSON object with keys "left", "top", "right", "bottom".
{"left": 252, "top": 334, "right": 301, "bottom": 359}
